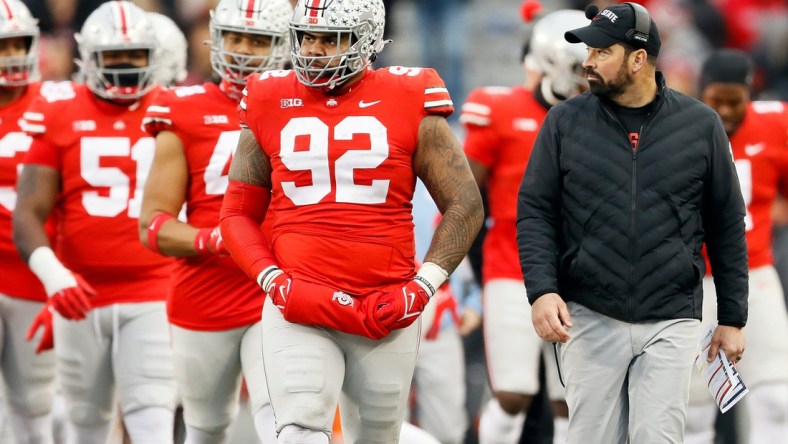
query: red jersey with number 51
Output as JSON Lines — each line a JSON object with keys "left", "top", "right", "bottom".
{"left": 0, "top": 82, "right": 53, "bottom": 301}
{"left": 143, "top": 82, "right": 264, "bottom": 330}
{"left": 726, "top": 101, "right": 788, "bottom": 269}
{"left": 22, "top": 82, "right": 171, "bottom": 307}
{"left": 240, "top": 67, "right": 453, "bottom": 296}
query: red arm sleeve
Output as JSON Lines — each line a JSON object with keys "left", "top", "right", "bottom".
{"left": 219, "top": 179, "right": 276, "bottom": 283}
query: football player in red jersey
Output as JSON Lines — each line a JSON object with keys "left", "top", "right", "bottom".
{"left": 0, "top": 2, "right": 60, "bottom": 442}
{"left": 460, "top": 10, "right": 589, "bottom": 444}
{"left": 12, "top": 2, "right": 177, "bottom": 443}
{"left": 139, "top": 0, "right": 292, "bottom": 442}
{"left": 685, "top": 49, "right": 788, "bottom": 444}
{"left": 219, "top": 0, "right": 483, "bottom": 442}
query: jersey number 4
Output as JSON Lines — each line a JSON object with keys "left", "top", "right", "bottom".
{"left": 280, "top": 116, "right": 390, "bottom": 206}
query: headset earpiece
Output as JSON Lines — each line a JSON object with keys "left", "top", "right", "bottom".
{"left": 625, "top": 2, "right": 650, "bottom": 45}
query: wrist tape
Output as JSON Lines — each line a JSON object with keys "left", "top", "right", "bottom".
{"left": 29, "top": 246, "right": 76, "bottom": 297}
{"left": 415, "top": 262, "right": 449, "bottom": 298}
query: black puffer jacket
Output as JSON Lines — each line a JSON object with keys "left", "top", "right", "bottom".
{"left": 517, "top": 73, "right": 748, "bottom": 326}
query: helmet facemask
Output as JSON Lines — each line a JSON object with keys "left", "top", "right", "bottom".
{"left": 0, "top": 35, "right": 38, "bottom": 87}
{"left": 76, "top": 1, "right": 159, "bottom": 103}
{"left": 527, "top": 10, "right": 590, "bottom": 100}
{"left": 79, "top": 46, "right": 157, "bottom": 102}
{"left": 289, "top": 0, "right": 387, "bottom": 90}
{"left": 208, "top": 0, "right": 291, "bottom": 95}
{"left": 0, "top": 0, "right": 40, "bottom": 88}
{"left": 210, "top": 27, "right": 288, "bottom": 86}
{"left": 291, "top": 19, "right": 378, "bottom": 89}
{"left": 543, "top": 53, "right": 587, "bottom": 99}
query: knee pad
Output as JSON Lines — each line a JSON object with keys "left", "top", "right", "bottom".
{"left": 278, "top": 424, "right": 330, "bottom": 444}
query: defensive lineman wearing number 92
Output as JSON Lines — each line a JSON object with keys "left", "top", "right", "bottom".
{"left": 219, "top": 0, "right": 483, "bottom": 442}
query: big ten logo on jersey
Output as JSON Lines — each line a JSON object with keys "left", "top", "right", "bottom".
{"left": 281, "top": 98, "right": 303, "bottom": 109}
{"left": 205, "top": 131, "right": 240, "bottom": 195}
{"left": 80, "top": 137, "right": 155, "bottom": 218}
{"left": 0, "top": 131, "right": 33, "bottom": 211}
{"left": 280, "top": 116, "right": 390, "bottom": 206}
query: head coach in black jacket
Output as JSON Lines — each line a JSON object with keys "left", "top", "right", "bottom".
{"left": 516, "top": 3, "right": 748, "bottom": 443}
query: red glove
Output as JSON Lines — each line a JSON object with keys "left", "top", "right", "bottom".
{"left": 194, "top": 226, "right": 228, "bottom": 256}
{"left": 26, "top": 303, "right": 54, "bottom": 354}
{"left": 262, "top": 268, "right": 292, "bottom": 310}
{"left": 50, "top": 273, "right": 95, "bottom": 320}
{"left": 260, "top": 267, "right": 388, "bottom": 339}
{"left": 371, "top": 279, "right": 432, "bottom": 332}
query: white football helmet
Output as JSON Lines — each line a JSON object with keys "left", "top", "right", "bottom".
{"left": 290, "top": 0, "right": 387, "bottom": 89}
{"left": 210, "top": 0, "right": 291, "bottom": 87}
{"left": 149, "top": 12, "right": 188, "bottom": 86}
{"left": 528, "top": 9, "right": 589, "bottom": 98}
{"left": 0, "top": 0, "right": 40, "bottom": 86}
{"left": 75, "top": 1, "right": 159, "bottom": 101}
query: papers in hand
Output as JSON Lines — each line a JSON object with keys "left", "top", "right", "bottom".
{"left": 694, "top": 325, "right": 748, "bottom": 413}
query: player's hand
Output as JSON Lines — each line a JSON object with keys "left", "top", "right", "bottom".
{"left": 264, "top": 273, "right": 389, "bottom": 340}
{"left": 458, "top": 307, "right": 482, "bottom": 336}
{"left": 708, "top": 325, "right": 745, "bottom": 364}
{"left": 49, "top": 273, "right": 95, "bottom": 321}
{"left": 194, "top": 226, "right": 228, "bottom": 256}
{"left": 26, "top": 303, "right": 54, "bottom": 354}
{"left": 262, "top": 268, "right": 292, "bottom": 310}
{"left": 531, "top": 292, "right": 572, "bottom": 343}
{"left": 371, "top": 280, "right": 432, "bottom": 332}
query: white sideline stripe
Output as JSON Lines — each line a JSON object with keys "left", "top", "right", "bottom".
{"left": 22, "top": 111, "right": 43, "bottom": 121}
{"left": 459, "top": 115, "right": 491, "bottom": 126}
{"left": 462, "top": 102, "right": 491, "bottom": 115}
{"left": 425, "top": 99, "right": 453, "bottom": 108}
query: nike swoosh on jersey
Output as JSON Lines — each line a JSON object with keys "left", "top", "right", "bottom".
{"left": 359, "top": 100, "right": 381, "bottom": 108}
{"left": 745, "top": 143, "right": 765, "bottom": 157}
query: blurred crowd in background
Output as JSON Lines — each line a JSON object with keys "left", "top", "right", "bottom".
{"left": 21, "top": 0, "right": 788, "bottom": 104}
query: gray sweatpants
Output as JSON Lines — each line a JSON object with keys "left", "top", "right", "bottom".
{"left": 560, "top": 302, "right": 700, "bottom": 444}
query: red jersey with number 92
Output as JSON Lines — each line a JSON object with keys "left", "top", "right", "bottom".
{"left": 22, "top": 82, "right": 171, "bottom": 307}
{"left": 240, "top": 67, "right": 453, "bottom": 296}
{"left": 143, "top": 82, "right": 264, "bottom": 330}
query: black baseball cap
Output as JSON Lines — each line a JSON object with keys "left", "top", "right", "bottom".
{"left": 699, "top": 49, "right": 754, "bottom": 89}
{"left": 565, "top": 3, "right": 661, "bottom": 57}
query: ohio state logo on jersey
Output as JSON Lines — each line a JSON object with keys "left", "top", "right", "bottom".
{"left": 332, "top": 291, "right": 354, "bottom": 307}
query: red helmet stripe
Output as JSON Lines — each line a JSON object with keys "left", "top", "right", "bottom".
{"left": 244, "top": 0, "right": 255, "bottom": 19}
{"left": 113, "top": 1, "right": 130, "bottom": 42}
{"left": 0, "top": 0, "right": 13, "bottom": 20}
{"left": 308, "top": 0, "right": 322, "bottom": 18}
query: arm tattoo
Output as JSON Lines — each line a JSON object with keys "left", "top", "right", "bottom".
{"left": 229, "top": 128, "right": 272, "bottom": 188}
{"left": 415, "top": 116, "right": 484, "bottom": 274}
